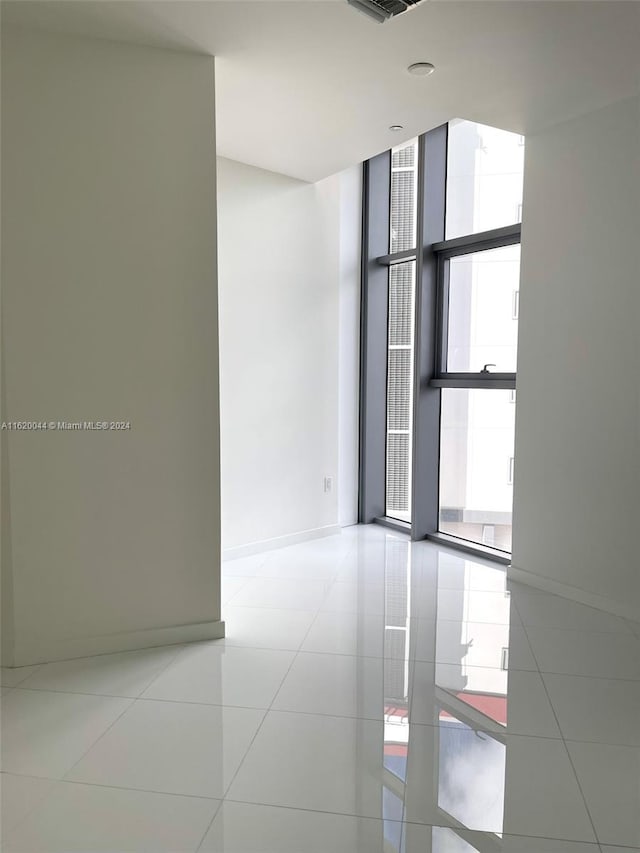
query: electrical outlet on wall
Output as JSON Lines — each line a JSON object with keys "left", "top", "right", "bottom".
{"left": 323, "top": 475, "right": 334, "bottom": 493}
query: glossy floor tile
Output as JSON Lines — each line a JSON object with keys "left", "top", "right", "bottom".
{"left": 415, "top": 662, "right": 562, "bottom": 738}
{"left": 2, "top": 526, "right": 638, "bottom": 852}
{"left": 3, "top": 781, "right": 219, "bottom": 852}
{"left": 512, "top": 587, "right": 634, "bottom": 634}
{"left": 219, "top": 553, "right": 267, "bottom": 578}
{"left": 490, "top": 667, "right": 562, "bottom": 738}
{"left": 412, "top": 618, "right": 538, "bottom": 671}
{"left": 221, "top": 605, "right": 316, "bottom": 651}
{"left": 601, "top": 848, "right": 640, "bottom": 853}
{"left": 271, "top": 651, "right": 384, "bottom": 719}
{"left": 403, "top": 724, "right": 595, "bottom": 841}
{"left": 228, "top": 576, "right": 332, "bottom": 610}
{"left": 199, "top": 801, "right": 422, "bottom": 853}
{"left": 221, "top": 576, "right": 250, "bottom": 605}
{"left": 301, "top": 610, "right": 386, "bottom": 657}
{"left": 0, "top": 665, "right": 42, "bottom": 688}
{"left": 319, "top": 581, "right": 387, "bottom": 615}
{"left": 201, "top": 803, "right": 606, "bottom": 853}
{"left": 67, "top": 700, "right": 264, "bottom": 798}
{"left": 0, "top": 774, "right": 55, "bottom": 836}
{"left": 228, "top": 709, "right": 595, "bottom": 840}
{"left": 524, "top": 626, "right": 640, "bottom": 680}
{"left": 436, "top": 587, "right": 518, "bottom": 625}
{"left": 436, "top": 554, "right": 510, "bottom": 593}
{"left": 566, "top": 740, "right": 640, "bottom": 847}
{"left": 227, "top": 709, "right": 386, "bottom": 817}
{"left": 1, "top": 689, "right": 132, "bottom": 778}
{"left": 542, "top": 672, "right": 640, "bottom": 746}
{"left": 258, "top": 546, "right": 348, "bottom": 580}
{"left": 142, "top": 643, "right": 294, "bottom": 708}
{"left": 15, "top": 645, "right": 183, "bottom": 698}
{"left": 423, "top": 826, "right": 601, "bottom": 852}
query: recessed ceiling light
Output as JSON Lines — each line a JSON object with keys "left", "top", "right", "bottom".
{"left": 389, "top": 125, "right": 404, "bottom": 131}
{"left": 408, "top": 62, "right": 435, "bottom": 76}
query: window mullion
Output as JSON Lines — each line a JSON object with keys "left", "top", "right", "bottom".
{"left": 377, "top": 248, "right": 417, "bottom": 266}
{"left": 430, "top": 376, "right": 516, "bottom": 390}
{"left": 433, "top": 223, "right": 521, "bottom": 257}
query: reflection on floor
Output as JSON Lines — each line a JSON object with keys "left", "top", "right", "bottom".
{"left": 1, "top": 524, "right": 639, "bottom": 852}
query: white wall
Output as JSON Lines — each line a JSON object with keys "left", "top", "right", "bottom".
{"left": 217, "top": 158, "right": 360, "bottom": 553}
{"left": 512, "top": 95, "right": 640, "bottom": 619}
{"left": 1, "top": 27, "right": 222, "bottom": 665}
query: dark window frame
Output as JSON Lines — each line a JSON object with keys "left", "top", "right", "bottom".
{"left": 359, "top": 122, "right": 522, "bottom": 561}
{"left": 432, "top": 226, "right": 520, "bottom": 392}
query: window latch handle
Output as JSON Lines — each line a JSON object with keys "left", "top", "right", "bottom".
{"left": 481, "top": 363, "right": 496, "bottom": 374}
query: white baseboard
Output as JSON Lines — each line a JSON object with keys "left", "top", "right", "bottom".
{"left": 10, "top": 619, "right": 226, "bottom": 668}
{"left": 223, "top": 524, "right": 342, "bottom": 561}
{"left": 508, "top": 564, "right": 640, "bottom": 624}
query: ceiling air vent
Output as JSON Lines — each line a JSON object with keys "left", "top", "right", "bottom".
{"left": 347, "top": 0, "right": 426, "bottom": 24}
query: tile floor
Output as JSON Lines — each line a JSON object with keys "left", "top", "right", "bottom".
{"left": 1, "top": 524, "right": 639, "bottom": 852}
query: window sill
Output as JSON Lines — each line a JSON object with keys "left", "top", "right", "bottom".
{"left": 425, "top": 532, "right": 511, "bottom": 566}
{"left": 374, "top": 516, "right": 411, "bottom": 535}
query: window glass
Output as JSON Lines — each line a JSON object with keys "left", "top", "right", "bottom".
{"left": 446, "top": 244, "right": 520, "bottom": 373}
{"left": 446, "top": 120, "right": 524, "bottom": 240}
{"left": 439, "top": 389, "right": 515, "bottom": 552}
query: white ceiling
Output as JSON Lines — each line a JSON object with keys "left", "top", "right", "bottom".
{"left": 3, "top": 0, "right": 640, "bottom": 182}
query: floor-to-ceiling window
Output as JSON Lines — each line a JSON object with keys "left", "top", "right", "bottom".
{"left": 360, "top": 120, "right": 524, "bottom": 558}
{"left": 435, "top": 122, "right": 523, "bottom": 552}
